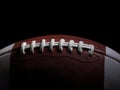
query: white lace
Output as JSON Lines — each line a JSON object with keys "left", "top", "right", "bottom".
{"left": 20, "top": 39, "right": 94, "bottom": 55}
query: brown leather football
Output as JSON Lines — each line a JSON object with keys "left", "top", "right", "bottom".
{"left": 0, "top": 35, "right": 120, "bottom": 90}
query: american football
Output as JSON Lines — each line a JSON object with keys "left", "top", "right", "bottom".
{"left": 0, "top": 35, "right": 120, "bottom": 90}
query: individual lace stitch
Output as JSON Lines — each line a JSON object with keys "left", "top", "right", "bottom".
{"left": 20, "top": 39, "right": 94, "bottom": 55}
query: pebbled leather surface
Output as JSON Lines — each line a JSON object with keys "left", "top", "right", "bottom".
{"left": 9, "top": 35, "right": 105, "bottom": 90}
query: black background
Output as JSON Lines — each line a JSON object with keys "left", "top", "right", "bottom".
{"left": 0, "top": 7, "right": 119, "bottom": 54}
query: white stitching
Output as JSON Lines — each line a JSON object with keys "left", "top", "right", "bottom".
{"left": 20, "top": 39, "right": 94, "bottom": 55}
{"left": 20, "top": 42, "right": 27, "bottom": 54}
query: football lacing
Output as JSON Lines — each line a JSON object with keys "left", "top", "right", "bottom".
{"left": 20, "top": 39, "right": 94, "bottom": 55}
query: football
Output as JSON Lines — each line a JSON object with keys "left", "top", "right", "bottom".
{"left": 0, "top": 35, "right": 120, "bottom": 90}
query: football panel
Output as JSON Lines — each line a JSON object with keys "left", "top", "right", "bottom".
{"left": 0, "top": 44, "right": 14, "bottom": 90}
{"left": 9, "top": 45, "right": 105, "bottom": 89}
{"left": 9, "top": 35, "right": 106, "bottom": 90}
{"left": 0, "top": 54, "right": 10, "bottom": 90}
{"left": 104, "top": 47, "right": 120, "bottom": 90}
